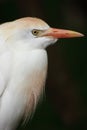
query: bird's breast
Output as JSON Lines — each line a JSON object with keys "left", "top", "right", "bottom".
{"left": 12, "top": 49, "right": 48, "bottom": 92}
{"left": 7, "top": 49, "right": 48, "bottom": 121}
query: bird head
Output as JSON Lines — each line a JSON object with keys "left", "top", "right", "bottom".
{"left": 0, "top": 17, "right": 84, "bottom": 49}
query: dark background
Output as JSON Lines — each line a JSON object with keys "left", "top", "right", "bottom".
{"left": 0, "top": 0, "right": 87, "bottom": 130}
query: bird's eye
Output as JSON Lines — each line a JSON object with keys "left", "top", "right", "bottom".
{"left": 32, "top": 29, "right": 40, "bottom": 36}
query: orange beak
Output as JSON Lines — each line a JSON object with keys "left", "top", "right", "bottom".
{"left": 42, "top": 28, "right": 84, "bottom": 38}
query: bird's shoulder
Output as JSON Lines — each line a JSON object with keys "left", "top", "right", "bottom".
{"left": 0, "top": 49, "right": 12, "bottom": 97}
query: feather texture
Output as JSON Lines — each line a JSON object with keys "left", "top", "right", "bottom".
{"left": 0, "top": 49, "right": 47, "bottom": 130}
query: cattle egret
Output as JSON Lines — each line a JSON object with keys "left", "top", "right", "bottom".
{"left": 0, "top": 17, "right": 84, "bottom": 130}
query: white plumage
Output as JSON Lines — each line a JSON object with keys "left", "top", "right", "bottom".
{"left": 0, "top": 17, "right": 83, "bottom": 130}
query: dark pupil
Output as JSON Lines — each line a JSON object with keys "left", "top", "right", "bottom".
{"left": 34, "top": 31, "right": 37, "bottom": 34}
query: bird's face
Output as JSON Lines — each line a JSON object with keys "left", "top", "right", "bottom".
{"left": 13, "top": 20, "right": 57, "bottom": 49}
{"left": 1, "top": 17, "right": 83, "bottom": 50}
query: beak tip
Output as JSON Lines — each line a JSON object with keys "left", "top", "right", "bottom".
{"left": 69, "top": 31, "right": 84, "bottom": 38}
{"left": 78, "top": 33, "right": 84, "bottom": 37}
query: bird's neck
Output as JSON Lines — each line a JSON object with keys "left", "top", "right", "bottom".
{"left": 12, "top": 49, "right": 48, "bottom": 116}
{"left": 7, "top": 42, "right": 35, "bottom": 52}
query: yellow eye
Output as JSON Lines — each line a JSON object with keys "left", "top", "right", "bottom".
{"left": 32, "top": 29, "right": 40, "bottom": 36}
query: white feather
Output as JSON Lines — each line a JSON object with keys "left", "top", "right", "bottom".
{"left": 0, "top": 48, "right": 47, "bottom": 130}
{"left": 0, "top": 17, "right": 57, "bottom": 130}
